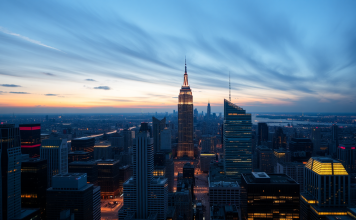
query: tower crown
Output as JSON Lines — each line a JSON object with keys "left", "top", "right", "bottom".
{"left": 183, "top": 58, "right": 189, "bottom": 87}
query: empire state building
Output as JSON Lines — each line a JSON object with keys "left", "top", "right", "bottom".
{"left": 177, "top": 60, "right": 194, "bottom": 158}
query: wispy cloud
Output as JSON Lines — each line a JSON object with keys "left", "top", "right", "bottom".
{"left": 44, "top": 94, "right": 57, "bottom": 96}
{"left": 10, "top": 92, "right": 30, "bottom": 94}
{"left": 43, "top": 72, "right": 55, "bottom": 76}
{"left": 85, "top": 79, "right": 96, "bottom": 81}
{"left": 0, "top": 26, "right": 61, "bottom": 51}
{"left": 0, "top": 91, "right": 5, "bottom": 95}
{"left": 94, "top": 86, "right": 110, "bottom": 90}
{"left": 1, "top": 84, "right": 21, "bottom": 87}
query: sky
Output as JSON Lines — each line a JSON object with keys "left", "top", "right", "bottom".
{"left": 0, "top": 0, "right": 356, "bottom": 114}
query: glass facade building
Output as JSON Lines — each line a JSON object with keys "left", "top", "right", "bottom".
{"left": 223, "top": 99, "right": 252, "bottom": 181}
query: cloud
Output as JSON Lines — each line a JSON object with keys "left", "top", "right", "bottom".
{"left": 85, "top": 79, "right": 96, "bottom": 81}
{"left": 43, "top": 72, "right": 55, "bottom": 76}
{"left": 44, "top": 94, "right": 57, "bottom": 96}
{"left": 94, "top": 86, "right": 110, "bottom": 90}
{"left": 0, "top": 91, "right": 5, "bottom": 94}
{"left": 0, "top": 26, "right": 61, "bottom": 51}
{"left": 10, "top": 92, "right": 30, "bottom": 94}
{"left": 172, "top": 97, "right": 178, "bottom": 98}
{"left": 1, "top": 84, "right": 21, "bottom": 87}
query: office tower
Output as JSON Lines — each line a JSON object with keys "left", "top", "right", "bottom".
{"left": 311, "top": 127, "right": 321, "bottom": 154}
{"left": 177, "top": 60, "right": 194, "bottom": 159}
{"left": 201, "top": 135, "right": 216, "bottom": 153}
{"left": 71, "top": 137, "right": 95, "bottom": 160}
{"left": 46, "top": 173, "right": 101, "bottom": 220}
{"left": 273, "top": 148, "right": 291, "bottom": 173}
{"left": 41, "top": 138, "right": 68, "bottom": 187}
{"left": 153, "top": 152, "right": 174, "bottom": 193}
{"left": 331, "top": 125, "right": 339, "bottom": 156}
{"left": 173, "top": 189, "right": 193, "bottom": 220}
{"left": 119, "top": 165, "right": 132, "bottom": 195}
{"left": 272, "top": 127, "right": 287, "bottom": 149}
{"left": 68, "top": 161, "right": 98, "bottom": 186}
{"left": 275, "top": 161, "right": 305, "bottom": 193}
{"left": 209, "top": 180, "right": 240, "bottom": 208}
{"left": 94, "top": 143, "right": 112, "bottom": 160}
{"left": 200, "top": 153, "right": 216, "bottom": 173}
{"left": 122, "top": 129, "right": 133, "bottom": 153}
{"left": 289, "top": 138, "right": 313, "bottom": 162}
{"left": 119, "top": 123, "right": 168, "bottom": 220}
{"left": 97, "top": 159, "right": 120, "bottom": 199}
{"left": 256, "top": 146, "right": 274, "bottom": 173}
{"left": 241, "top": 172, "right": 300, "bottom": 220}
{"left": 160, "top": 128, "right": 171, "bottom": 151}
{"left": 19, "top": 124, "right": 41, "bottom": 158}
{"left": 183, "top": 162, "right": 195, "bottom": 185}
{"left": 152, "top": 117, "right": 166, "bottom": 153}
{"left": 21, "top": 158, "right": 47, "bottom": 219}
{"left": 0, "top": 124, "right": 22, "bottom": 220}
{"left": 207, "top": 101, "right": 211, "bottom": 119}
{"left": 211, "top": 205, "right": 239, "bottom": 220}
{"left": 68, "top": 151, "right": 91, "bottom": 162}
{"left": 110, "top": 133, "right": 124, "bottom": 152}
{"left": 257, "top": 122, "right": 268, "bottom": 146}
{"left": 223, "top": 99, "right": 252, "bottom": 181}
{"left": 301, "top": 157, "right": 350, "bottom": 220}
{"left": 337, "top": 144, "right": 356, "bottom": 173}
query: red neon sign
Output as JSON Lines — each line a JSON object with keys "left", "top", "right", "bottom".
{"left": 21, "top": 144, "right": 41, "bottom": 148}
{"left": 20, "top": 126, "right": 41, "bottom": 131}
{"left": 339, "top": 146, "right": 346, "bottom": 149}
{"left": 352, "top": 147, "right": 356, "bottom": 150}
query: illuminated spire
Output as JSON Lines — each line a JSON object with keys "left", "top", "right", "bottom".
{"left": 183, "top": 57, "right": 188, "bottom": 86}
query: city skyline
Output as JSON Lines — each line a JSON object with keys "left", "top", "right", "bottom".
{"left": 1, "top": 0, "right": 356, "bottom": 114}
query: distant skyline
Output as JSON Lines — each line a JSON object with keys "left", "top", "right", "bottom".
{"left": 1, "top": 0, "right": 356, "bottom": 113}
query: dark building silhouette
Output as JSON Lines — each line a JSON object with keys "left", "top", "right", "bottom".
{"left": 71, "top": 137, "right": 95, "bottom": 160}
{"left": 207, "top": 101, "right": 211, "bottom": 119}
{"left": 257, "top": 122, "right": 268, "bottom": 146}
{"left": 122, "top": 129, "right": 132, "bottom": 153}
{"left": 0, "top": 124, "right": 22, "bottom": 220}
{"left": 68, "top": 160, "right": 98, "bottom": 186}
{"left": 272, "top": 127, "right": 287, "bottom": 149}
{"left": 152, "top": 117, "right": 166, "bottom": 153}
{"left": 241, "top": 172, "right": 300, "bottom": 220}
{"left": 46, "top": 173, "right": 101, "bottom": 220}
{"left": 21, "top": 158, "right": 47, "bottom": 219}
{"left": 183, "top": 162, "right": 195, "bottom": 186}
{"left": 289, "top": 138, "right": 313, "bottom": 163}
{"left": 19, "top": 124, "right": 41, "bottom": 158}
{"left": 177, "top": 60, "right": 194, "bottom": 159}
{"left": 97, "top": 159, "right": 120, "bottom": 199}
{"left": 255, "top": 146, "right": 274, "bottom": 173}
{"left": 337, "top": 144, "right": 356, "bottom": 173}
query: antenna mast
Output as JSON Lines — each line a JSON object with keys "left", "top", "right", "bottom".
{"left": 229, "top": 72, "right": 231, "bottom": 102}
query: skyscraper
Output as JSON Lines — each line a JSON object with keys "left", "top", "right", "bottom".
{"left": 177, "top": 60, "right": 194, "bottom": 159}
{"left": 19, "top": 124, "right": 41, "bottom": 158}
{"left": 41, "top": 138, "right": 68, "bottom": 187}
{"left": 223, "top": 99, "right": 252, "bottom": 182}
{"left": 257, "top": 122, "right": 268, "bottom": 146}
{"left": 301, "top": 157, "right": 350, "bottom": 219}
{"left": 0, "top": 124, "right": 22, "bottom": 220}
{"left": 119, "top": 123, "right": 168, "bottom": 220}
{"left": 207, "top": 101, "right": 211, "bottom": 119}
{"left": 152, "top": 116, "right": 166, "bottom": 153}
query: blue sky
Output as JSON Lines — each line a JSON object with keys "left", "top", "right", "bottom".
{"left": 0, "top": 0, "right": 356, "bottom": 113}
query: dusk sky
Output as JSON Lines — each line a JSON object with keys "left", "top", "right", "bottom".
{"left": 1, "top": 0, "right": 356, "bottom": 114}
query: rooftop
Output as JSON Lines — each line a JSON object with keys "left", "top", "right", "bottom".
{"left": 242, "top": 173, "right": 297, "bottom": 184}
{"left": 305, "top": 157, "right": 348, "bottom": 175}
{"left": 210, "top": 180, "right": 239, "bottom": 188}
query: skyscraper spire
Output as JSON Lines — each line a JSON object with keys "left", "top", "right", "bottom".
{"left": 229, "top": 72, "right": 231, "bottom": 102}
{"left": 183, "top": 57, "right": 188, "bottom": 86}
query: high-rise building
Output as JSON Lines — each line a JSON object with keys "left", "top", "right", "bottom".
{"left": 201, "top": 135, "right": 216, "bottom": 153}
{"left": 19, "top": 124, "right": 41, "bottom": 158}
{"left": 289, "top": 138, "right": 313, "bottom": 162}
{"left": 301, "top": 157, "right": 350, "bottom": 220}
{"left": 41, "top": 138, "right": 68, "bottom": 187}
{"left": 257, "top": 122, "right": 268, "bottom": 146}
{"left": 110, "top": 133, "right": 124, "bottom": 152}
{"left": 276, "top": 161, "right": 305, "bottom": 193}
{"left": 94, "top": 143, "right": 112, "bottom": 160}
{"left": 160, "top": 128, "right": 171, "bottom": 151}
{"left": 256, "top": 146, "right": 274, "bottom": 173}
{"left": 119, "top": 123, "right": 168, "bottom": 220}
{"left": 331, "top": 125, "right": 339, "bottom": 156}
{"left": 21, "top": 158, "right": 47, "bottom": 219}
{"left": 272, "top": 127, "right": 287, "bottom": 149}
{"left": 122, "top": 129, "right": 133, "bottom": 153}
{"left": 311, "top": 127, "right": 321, "bottom": 154}
{"left": 152, "top": 117, "right": 166, "bottom": 153}
{"left": 68, "top": 160, "right": 98, "bottom": 186}
{"left": 207, "top": 101, "right": 211, "bottom": 119}
{"left": 209, "top": 180, "right": 240, "bottom": 208}
{"left": 71, "top": 137, "right": 95, "bottom": 159}
{"left": 0, "top": 124, "right": 22, "bottom": 220}
{"left": 97, "top": 159, "right": 120, "bottom": 199}
{"left": 241, "top": 172, "right": 300, "bottom": 220}
{"left": 177, "top": 60, "right": 194, "bottom": 159}
{"left": 337, "top": 144, "right": 356, "bottom": 173}
{"left": 223, "top": 99, "right": 252, "bottom": 181}
{"left": 200, "top": 153, "right": 216, "bottom": 173}
{"left": 46, "top": 173, "right": 101, "bottom": 220}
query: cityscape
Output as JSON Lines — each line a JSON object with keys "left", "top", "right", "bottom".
{"left": 1, "top": 1, "right": 356, "bottom": 220}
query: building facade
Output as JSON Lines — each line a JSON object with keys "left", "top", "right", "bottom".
{"left": 223, "top": 99, "right": 252, "bottom": 182}
{"left": 177, "top": 61, "right": 194, "bottom": 159}
{"left": 19, "top": 124, "right": 41, "bottom": 158}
